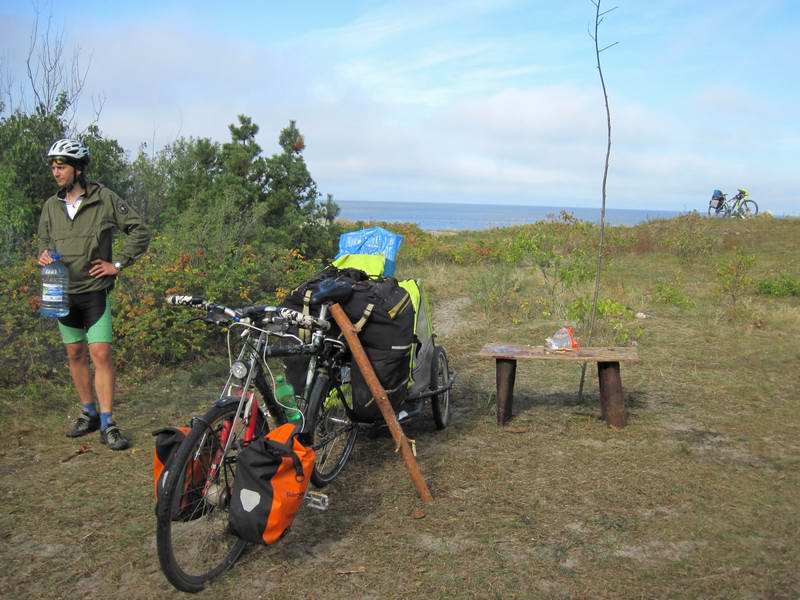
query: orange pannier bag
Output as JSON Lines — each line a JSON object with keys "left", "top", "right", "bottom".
{"left": 152, "top": 426, "right": 211, "bottom": 521}
{"left": 228, "top": 423, "right": 316, "bottom": 544}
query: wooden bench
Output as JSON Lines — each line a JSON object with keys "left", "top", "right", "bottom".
{"left": 479, "top": 343, "right": 640, "bottom": 428}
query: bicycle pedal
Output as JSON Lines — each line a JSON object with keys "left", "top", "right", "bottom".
{"left": 305, "top": 490, "right": 329, "bottom": 511}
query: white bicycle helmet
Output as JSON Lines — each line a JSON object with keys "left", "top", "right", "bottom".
{"left": 47, "top": 139, "right": 90, "bottom": 163}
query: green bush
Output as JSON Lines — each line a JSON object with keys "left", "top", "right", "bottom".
{"left": 504, "top": 218, "right": 595, "bottom": 318}
{"left": 662, "top": 213, "right": 714, "bottom": 262}
{"left": 652, "top": 278, "right": 694, "bottom": 309}
{"left": 756, "top": 273, "right": 800, "bottom": 297}
{"left": 0, "top": 236, "right": 324, "bottom": 384}
{"left": 567, "top": 296, "right": 641, "bottom": 345}
{"left": 111, "top": 235, "right": 323, "bottom": 369}
{"left": 467, "top": 266, "right": 533, "bottom": 322}
{"left": 717, "top": 248, "right": 756, "bottom": 318}
{"left": 0, "top": 258, "right": 68, "bottom": 386}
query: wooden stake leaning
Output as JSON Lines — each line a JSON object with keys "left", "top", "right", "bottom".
{"left": 329, "top": 303, "right": 433, "bottom": 503}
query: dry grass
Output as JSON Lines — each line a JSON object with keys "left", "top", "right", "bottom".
{"left": 1, "top": 216, "right": 799, "bottom": 599}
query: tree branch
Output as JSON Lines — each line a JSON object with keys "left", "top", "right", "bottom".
{"left": 578, "top": 0, "right": 618, "bottom": 402}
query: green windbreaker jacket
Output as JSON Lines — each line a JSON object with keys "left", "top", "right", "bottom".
{"left": 37, "top": 183, "right": 151, "bottom": 294}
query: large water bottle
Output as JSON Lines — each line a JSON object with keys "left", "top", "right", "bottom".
{"left": 274, "top": 374, "right": 302, "bottom": 423}
{"left": 40, "top": 252, "right": 70, "bottom": 318}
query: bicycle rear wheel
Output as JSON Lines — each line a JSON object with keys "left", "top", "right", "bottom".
{"left": 431, "top": 347, "right": 452, "bottom": 429}
{"left": 156, "top": 401, "right": 266, "bottom": 593}
{"left": 310, "top": 378, "right": 358, "bottom": 488}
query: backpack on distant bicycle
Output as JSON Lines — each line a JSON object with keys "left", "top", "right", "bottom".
{"left": 710, "top": 189, "right": 725, "bottom": 209}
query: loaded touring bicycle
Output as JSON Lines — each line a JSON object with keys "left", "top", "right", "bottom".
{"left": 155, "top": 232, "right": 454, "bottom": 592}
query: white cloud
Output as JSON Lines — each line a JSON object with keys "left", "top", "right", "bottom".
{"left": 3, "top": 1, "right": 797, "bottom": 214}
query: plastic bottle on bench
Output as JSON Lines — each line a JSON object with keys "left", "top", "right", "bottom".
{"left": 275, "top": 375, "right": 302, "bottom": 423}
{"left": 40, "top": 251, "right": 70, "bottom": 318}
{"left": 546, "top": 326, "right": 578, "bottom": 350}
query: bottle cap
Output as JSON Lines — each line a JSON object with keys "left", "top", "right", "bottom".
{"left": 51, "top": 251, "right": 61, "bottom": 260}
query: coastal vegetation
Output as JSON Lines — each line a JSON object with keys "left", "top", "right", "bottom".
{"left": 2, "top": 204, "right": 799, "bottom": 597}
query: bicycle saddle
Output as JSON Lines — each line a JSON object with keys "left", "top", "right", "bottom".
{"left": 311, "top": 278, "right": 354, "bottom": 304}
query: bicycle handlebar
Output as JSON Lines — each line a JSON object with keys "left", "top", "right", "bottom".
{"left": 165, "top": 295, "right": 330, "bottom": 331}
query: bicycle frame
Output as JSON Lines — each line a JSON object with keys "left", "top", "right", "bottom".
{"left": 193, "top": 304, "right": 344, "bottom": 467}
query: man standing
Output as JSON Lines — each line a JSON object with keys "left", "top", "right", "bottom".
{"left": 37, "top": 139, "right": 150, "bottom": 450}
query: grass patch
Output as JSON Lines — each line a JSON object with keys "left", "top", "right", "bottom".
{"left": 2, "top": 216, "right": 799, "bottom": 599}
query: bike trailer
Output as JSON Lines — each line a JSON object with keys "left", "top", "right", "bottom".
{"left": 228, "top": 423, "right": 316, "bottom": 545}
{"left": 403, "top": 279, "right": 436, "bottom": 397}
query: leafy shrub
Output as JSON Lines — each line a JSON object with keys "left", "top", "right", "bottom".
{"left": 717, "top": 248, "right": 756, "bottom": 318}
{"left": 567, "top": 296, "right": 641, "bottom": 345}
{"left": 467, "top": 266, "right": 534, "bottom": 323}
{"left": 652, "top": 278, "right": 694, "bottom": 309}
{"left": 663, "top": 213, "right": 714, "bottom": 262}
{"left": 505, "top": 217, "right": 595, "bottom": 317}
{"left": 0, "top": 258, "right": 68, "bottom": 386}
{"left": 0, "top": 235, "right": 324, "bottom": 384}
{"left": 756, "top": 273, "right": 800, "bottom": 297}
{"left": 112, "top": 235, "right": 323, "bottom": 369}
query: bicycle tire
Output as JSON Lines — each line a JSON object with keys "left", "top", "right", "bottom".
{"left": 309, "top": 377, "right": 358, "bottom": 488}
{"left": 431, "top": 347, "right": 452, "bottom": 430}
{"left": 156, "top": 401, "right": 266, "bottom": 593}
{"left": 741, "top": 199, "right": 758, "bottom": 217}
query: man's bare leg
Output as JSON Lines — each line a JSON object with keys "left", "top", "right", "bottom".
{"left": 89, "top": 342, "right": 114, "bottom": 413}
{"left": 66, "top": 342, "right": 94, "bottom": 406}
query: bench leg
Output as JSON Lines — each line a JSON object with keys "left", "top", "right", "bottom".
{"left": 597, "top": 361, "right": 626, "bottom": 428}
{"left": 496, "top": 359, "right": 517, "bottom": 426}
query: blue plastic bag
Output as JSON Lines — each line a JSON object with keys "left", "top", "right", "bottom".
{"left": 336, "top": 227, "right": 403, "bottom": 276}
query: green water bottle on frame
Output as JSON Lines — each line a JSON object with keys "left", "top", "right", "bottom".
{"left": 274, "top": 374, "right": 302, "bottom": 423}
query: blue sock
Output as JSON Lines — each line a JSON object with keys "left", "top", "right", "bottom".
{"left": 82, "top": 402, "right": 98, "bottom": 417}
{"left": 100, "top": 412, "right": 113, "bottom": 430}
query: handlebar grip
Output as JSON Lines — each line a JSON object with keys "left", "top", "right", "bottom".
{"left": 166, "top": 295, "right": 205, "bottom": 306}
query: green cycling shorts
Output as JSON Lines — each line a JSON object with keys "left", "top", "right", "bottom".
{"left": 57, "top": 289, "right": 113, "bottom": 345}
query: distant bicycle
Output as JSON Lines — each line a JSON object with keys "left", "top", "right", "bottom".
{"left": 708, "top": 188, "right": 758, "bottom": 218}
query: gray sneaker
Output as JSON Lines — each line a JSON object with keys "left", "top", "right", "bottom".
{"left": 66, "top": 412, "right": 100, "bottom": 438}
{"left": 100, "top": 421, "right": 130, "bottom": 451}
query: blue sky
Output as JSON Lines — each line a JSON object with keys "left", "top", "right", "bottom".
{"left": 1, "top": 0, "right": 798, "bottom": 214}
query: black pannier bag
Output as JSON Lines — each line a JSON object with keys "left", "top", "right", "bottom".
{"left": 228, "top": 423, "right": 315, "bottom": 545}
{"left": 345, "top": 276, "right": 415, "bottom": 422}
{"left": 279, "top": 267, "right": 415, "bottom": 422}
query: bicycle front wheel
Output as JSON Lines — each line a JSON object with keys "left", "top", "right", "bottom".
{"left": 741, "top": 199, "right": 758, "bottom": 217}
{"left": 310, "top": 378, "right": 358, "bottom": 488}
{"left": 156, "top": 401, "right": 266, "bottom": 593}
